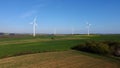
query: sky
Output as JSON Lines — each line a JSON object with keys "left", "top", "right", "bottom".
{"left": 0, "top": 0, "right": 120, "bottom": 34}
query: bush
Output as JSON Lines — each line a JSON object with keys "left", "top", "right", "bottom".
{"left": 111, "top": 42, "right": 120, "bottom": 56}
{"left": 97, "top": 43, "right": 110, "bottom": 54}
{"left": 72, "top": 43, "right": 87, "bottom": 51}
{"left": 71, "top": 41, "right": 120, "bottom": 57}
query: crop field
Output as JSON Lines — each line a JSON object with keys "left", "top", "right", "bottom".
{"left": 0, "top": 34, "right": 120, "bottom": 68}
{"left": 0, "top": 51, "right": 120, "bottom": 68}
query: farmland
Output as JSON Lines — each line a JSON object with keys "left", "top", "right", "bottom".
{"left": 0, "top": 34, "right": 120, "bottom": 68}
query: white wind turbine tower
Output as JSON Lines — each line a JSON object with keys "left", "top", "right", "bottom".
{"left": 54, "top": 28, "right": 56, "bottom": 35}
{"left": 30, "top": 17, "right": 37, "bottom": 37}
{"left": 72, "top": 27, "right": 74, "bottom": 35}
{"left": 86, "top": 22, "right": 91, "bottom": 36}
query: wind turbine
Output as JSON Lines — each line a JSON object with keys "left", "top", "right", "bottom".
{"left": 72, "top": 27, "right": 74, "bottom": 35}
{"left": 30, "top": 17, "right": 37, "bottom": 37}
{"left": 54, "top": 28, "right": 56, "bottom": 35}
{"left": 86, "top": 22, "right": 91, "bottom": 36}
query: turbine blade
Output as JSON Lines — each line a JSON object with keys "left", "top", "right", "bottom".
{"left": 34, "top": 16, "right": 37, "bottom": 22}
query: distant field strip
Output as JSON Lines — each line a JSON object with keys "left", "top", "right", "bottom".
{"left": 0, "top": 38, "right": 51, "bottom": 45}
{"left": 0, "top": 51, "right": 119, "bottom": 68}
{"left": 0, "top": 37, "right": 87, "bottom": 46}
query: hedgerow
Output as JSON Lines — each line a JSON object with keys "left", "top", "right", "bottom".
{"left": 72, "top": 41, "right": 120, "bottom": 56}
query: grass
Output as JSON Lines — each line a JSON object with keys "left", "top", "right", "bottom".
{"left": 0, "top": 50, "right": 119, "bottom": 68}
{"left": 0, "top": 39, "right": 84, "bottom": 58}
{"left": 91, "top": 34, "right": 120, "bottom": 41}
{"left": 0, "top": 34, "right": 120, "bottom": 67}
{"left": 0, "top": 34, "right": 120, "bottom": 59}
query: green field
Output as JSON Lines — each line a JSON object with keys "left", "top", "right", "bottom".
{"left": 0, "top": 34, "right": 120, "bottom": 68}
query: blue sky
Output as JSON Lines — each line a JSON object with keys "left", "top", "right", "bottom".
{"left": 0, "top": 0, "right": 120, "bottom": 34}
